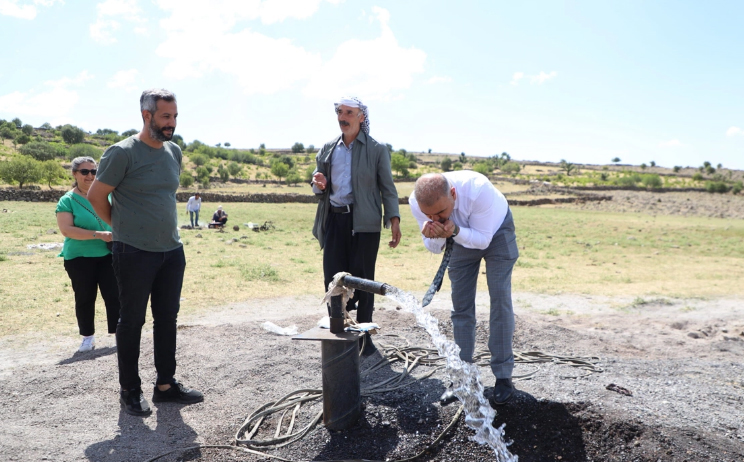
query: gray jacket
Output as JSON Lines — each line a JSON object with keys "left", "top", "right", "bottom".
{"left": 311, "top": 131, "right": 400, "bottom": 249}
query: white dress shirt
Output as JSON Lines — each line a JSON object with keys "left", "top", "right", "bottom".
{"left": 186, "top": 196, "right": 201, "bottom": 212}
{"left": 409, "top": 170, "right": 509, "bottom": 254}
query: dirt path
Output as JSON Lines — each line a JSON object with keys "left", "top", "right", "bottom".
{"left": 1, "top": 291, "right": 743, "bottom": 461}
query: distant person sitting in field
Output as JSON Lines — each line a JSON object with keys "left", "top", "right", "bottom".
{"left": 209, "top": 206, "right": 228, "bottom": 228}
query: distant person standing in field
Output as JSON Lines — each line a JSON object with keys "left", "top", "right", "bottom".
{"left": 88, "top": 89, "right": 203, "bottom": 417}
{"left": 186, "top": 192, "right": 201, "bottom": 228}
{"left": 56, "top": 156, "right": 119, "bottom": 353}
{"left": 311, "top": 96, "right": 401, "bottom": 355}
{"left": 409, "top": 171, "right": 519, "bottom": 407}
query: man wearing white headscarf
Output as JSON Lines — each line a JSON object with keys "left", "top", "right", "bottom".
{"left": 311, "top": 97, "right": 401, "bottom": 355}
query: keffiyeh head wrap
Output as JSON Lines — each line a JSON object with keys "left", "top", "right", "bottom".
{"left": 334, "top": 97, "right": 370, "bottom": 135}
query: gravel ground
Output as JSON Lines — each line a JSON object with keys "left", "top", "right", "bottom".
{"left": 1, "top": 291, "right": 743, "bottom": 462}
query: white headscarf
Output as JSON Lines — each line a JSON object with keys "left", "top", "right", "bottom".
{"left": 334, "top": 97, "right": 370, "bottom": 135}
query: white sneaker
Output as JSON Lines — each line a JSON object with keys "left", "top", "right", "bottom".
{"left": 78, "top": 335, "right": 95, "bottom": 352}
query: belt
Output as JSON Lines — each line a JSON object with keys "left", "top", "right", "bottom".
{"left": 330, "top": 204, "right": 353, "bottom": 214}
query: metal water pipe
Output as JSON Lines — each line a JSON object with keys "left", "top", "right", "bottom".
{"left": 293, "top": 275, "right": 390, "bottom": 430}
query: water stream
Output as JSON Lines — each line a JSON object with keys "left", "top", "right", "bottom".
{"left": 383, "top": 287, "right": 518, "bottom": 462}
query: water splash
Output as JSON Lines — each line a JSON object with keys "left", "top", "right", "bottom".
{"left": 384, "top": 287, "right": 518, "bottom": 462}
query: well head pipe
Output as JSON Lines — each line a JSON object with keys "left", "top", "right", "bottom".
{"left": 340, "top": 275, "right": 391, "bottom": 296}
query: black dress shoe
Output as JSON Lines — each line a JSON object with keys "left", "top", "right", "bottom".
{"left": 152, "top": 379, "right": 204, "bottom": 404}
{"left": 359, "top": 333, "right": 377, "bottom": 356}
{"left": 489, "top": 378, "right": 514, "bottom": 407}
{"left": 120, "top": 388, "right": 152, "bottom": 416}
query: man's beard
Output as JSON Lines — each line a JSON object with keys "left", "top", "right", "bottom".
{"left": 149, "top": 119, "right": 175, "bottom": 141}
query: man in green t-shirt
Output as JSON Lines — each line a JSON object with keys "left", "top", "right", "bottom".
{"left": 89, "top": 89, "right": 203, "bottom": 417}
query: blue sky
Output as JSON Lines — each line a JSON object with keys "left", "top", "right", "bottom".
{"left": 1, "top": 0, "right": 743, "bottom": 169}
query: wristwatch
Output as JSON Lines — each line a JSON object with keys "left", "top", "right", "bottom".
{"left": 93, "top": 232, "right": 97, "bottom": 238}
{"left": 451, "top": 224, "right": 460, "bottom": 238}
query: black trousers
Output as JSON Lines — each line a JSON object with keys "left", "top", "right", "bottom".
{"left": 63, "top": 255, "right": 120, "bottom": 336}
{"left": 323, "top": 211, "right": 380, "bottom": 323}
{"left": 112, "top": 242, "right": 186, "bottom": 390}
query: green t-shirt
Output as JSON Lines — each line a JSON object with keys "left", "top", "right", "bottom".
{"left": 56, "top": 190, "right": 112, "bottom": 260}
{"left": 97, "top": 136, "right": 183, "bottom": 252}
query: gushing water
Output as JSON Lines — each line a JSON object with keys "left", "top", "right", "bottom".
{"left": 384, "top": 287, "right": 518, "bottom": 462}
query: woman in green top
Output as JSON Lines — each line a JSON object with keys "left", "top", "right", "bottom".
{"left": 56, "top": 156, "right": 120, "bottom": 353}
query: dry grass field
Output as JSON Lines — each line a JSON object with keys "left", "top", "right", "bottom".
{"left": 1, "top": 199, "right": 742, "bottom": 338}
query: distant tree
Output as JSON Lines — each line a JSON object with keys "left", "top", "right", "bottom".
{"left": 215, "top": 142, "right": 222, "bottom": 147}
{"left": 16, "top": 134, "right": 31, "bottom": 145}
{"left": 611, "top": 157, "right": 621, "bottom": 163}
{"left": 286, "top": 168, "right": 302, "bottom": 186}
{"left": 717, "top": 163, "right": 722, "bottom": 169}
{"left": 291, "top": 142, "right": 305, "bottom": 154}
{"left": 217, "top": 164, "right": 229, "bottom": 182}
{"left": 649, "top": 160, "right": 656, "bottom": 167}
{"left": 21, "top": 124, "right": 33, "bottom": 136}
{"left": 259, "top": 143, "right": 266, "bottom": 149}
{"left": 40, "top": 160, "right": 68, "bottom": 189}
{"left": 440, "top": 157, "right": 452, "bottom": 172}
{"left": 641, "top": 174, "right": 662, "bottom": 189}
{"left": 473, "top": 162, "right": 491, "bottom": 176}
{"left": 673, "top": 166, "right": 682, "bottom": 173}
{"left": 703, "top": 161, "right": 711, "bottom": 168}
{"left": 391, "top": 153, "right": 409, "bottom": 176}
{"left": 271, "top": 161, "right": 289, "bottom": 183}
{"left": 559, "top": 159, "right": 576, "bottom": 176}
{"left": 501, "top": 161, "right": 521, "bottom": 175}
{"left": 122, "top": 129, "right": 138, "bottom": 137}
{"left": 179, "top": 171, "right": 194, "bottom": 188}
{"left": 0, "top": 126, "right": 16, "bottom": 140}
{"left": 705, "top": 165, "right": 715, "bottom": 175}
{"left": 96, "top": 128, "right": 118, "bottom": 135}
{"left": 459, "top": 153, "right": 467, "bottom": 164}
{"left": 11, "top": 118, "right": 22, "bottom": 128}
{"left": 0, "top": 156, "right": 43, "bottom": 188}
{"left": 20, "top": 141, "right": 57, "bottom": 161}
{"left": 61, "top": 125, "right": 85, "bottom": 145}
{"left": 306, "top": 144, "right": 315, "bottom": 154}
{"left": 428, "top": 148, "right": 432, "bottom": 154}
{"left": 640, "top": 163, "right": 647, "bottom": 170}
{"left": 304, "top": 164, "right": 315, "bottom": 183}
{"left": 68, "top": 144, "right": 103, "bottom": 161}
{"left": 40, "top": 122, "right": 53, "bottom": 130}
{"left": 190, "top": 154, "right": 208, "bottom": 166}
{"left": 692, "top": 172, "right": 703, "bottom": 182}
{"left": 452, "top": 162, "right": 463, "bottom": 171}
{"left": 224, "top": 142, "right": 231, "bottom": 147}
{"left": 227, "top": 162, "right": 242, "bottom": 177}
{"left": 196, "top": 166, "right": 210, "bottom": 184}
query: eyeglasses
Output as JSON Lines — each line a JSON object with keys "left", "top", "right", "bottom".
{"left": 76, "top": 169, "right": 97, "bottom": 176}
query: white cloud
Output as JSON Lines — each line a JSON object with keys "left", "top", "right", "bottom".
{"left": 530, "top": 71, "right": 557, "bottom": 85}
{"left": 659, "top": 139, "right": 683, "bottom": 148}
{"left": 304, "top": 6, "right": 426, "bottom": 100}
{"left": 154, "top": 3, "right": 425, "bottom": 100}
{"left": 726, "top": 126, "right": 743, "bottom": 137}
{"left": 0, "top": 0, "right": 61, "bottom": 20}
{"left": 90, "top": 0, "right": 145, "bottom": 44}
{"left": 426, "top": 76, "right": 452, "bottom": 84}
{"left": 107, "top": 69, "right": 140, "bottom": 91}
{"left": 510, "top": 72, "right": 524, "bottom": 86}
{"left": 0, "top": 70, "right": 92, "bottom": 118}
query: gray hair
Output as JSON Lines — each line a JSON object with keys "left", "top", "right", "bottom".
{"left": 414, "top": 173, "right": 450, "bottom": 207}
{"left": 70, "top": 156, "right": 96, "bottom": 188}
{"left": 140, "top": 89, "right": 177, "bottom": 115}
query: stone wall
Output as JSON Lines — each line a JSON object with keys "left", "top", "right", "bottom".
{"left": 0, "top": 188, "right": 611, "bottom": 207}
